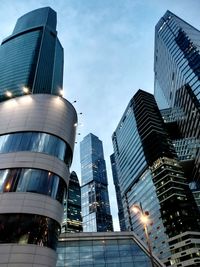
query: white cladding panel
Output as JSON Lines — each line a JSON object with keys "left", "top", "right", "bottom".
{"left": 0, "top": 94, "right": 77, "bottom": 152}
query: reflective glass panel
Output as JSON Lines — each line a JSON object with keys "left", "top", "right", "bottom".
{"left": 0, "top": 132, "right": 72, "bottom": 166}
{"left": 0, "top": 168, "right": 66, "bottom": 204}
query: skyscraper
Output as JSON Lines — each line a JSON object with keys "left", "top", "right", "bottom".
{"left": 112, "top": 89, "right": 200, "bottom": 266}
{"left": 80, "top": 133, "right": 113, "bottom": 232}
{"left": 0, "top": 7, "right": 77, "bottom": 267}
{"left": 61, "top": 171, "right": 82, "bottom": 233}
{"left": 110, "top": 153, "right": 126, "bottom": 231}
{"left": 0, "top": 7, "right": 63, "bottom": 101}
{"left": 154, "top": 10, "right": 200, "bottom": 184}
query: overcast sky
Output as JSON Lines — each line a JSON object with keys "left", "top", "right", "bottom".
{"left": 0, "top": 0, "right": 200, "bottom": 230}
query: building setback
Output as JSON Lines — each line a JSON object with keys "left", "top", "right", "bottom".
{"left": 112, "top": 89, "right": 200, "bottom": 266}
{"left": 80, "top": 133, "right": 113, "bottom": 232}
{"left": 0, "top": 7, "right": 77, "bottom": 267}
{"left": 61, "top": 171, "right": 82, "bottom": 233}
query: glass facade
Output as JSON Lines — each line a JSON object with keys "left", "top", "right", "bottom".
{"left": 0, "top": 213, "right": 60, "bottom": 249}
{"left": 0, "top": 168, "right": 66, "bottom": 203}
{"left": 112, "top": 90, "right": 200, "bottom": 266}
{"left": 0, "top": 7, "right": 63, "bottom": 101}
{"left": 0, "top": 131, "right": 72, "bottom": 166}
{"left": 153, "top": 12, "right": 200, "bottom": 265}
{"left": 112, "top": 92, "right": 171, "bottom": 261}
{"left": 154, "top": 11, "right": 200, "bottom": 108}
{"left": 110, "top": 153, "right": 126, "bottom": 231}
{"left": 56, "top": 233, "right": 163, "bottom": 267}
{"left": 112, "top": 104, "right": 146, "bottom": 195}
{"left": 80, "top": 133, "right": 113, "bottom": 232}
{"left": 62, "top": 171, "right": 82, "bottom": 233}
{"left": 128, "top": 169, "right": 170, "bottom": 261}
{"left": 154, "top": 11, "right": 200, "bottom": 183}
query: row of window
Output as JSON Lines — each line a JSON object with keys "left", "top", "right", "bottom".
{"left": 0, "top": 131, "right": 72, "bottom": 166}
{"left": 0, "top": 30, "right": 41, "bottom": 100}
{"left": 0, "top": 213, "right": 60, "bottom": 250}
{"left": 56, "top": 239, "right": 152, "bottom": 266}
{"left": 0, "top": 168, "right": 66, "bottom": 204}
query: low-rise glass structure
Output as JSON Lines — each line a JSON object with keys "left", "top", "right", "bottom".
{"left": 56, "top": 232, "right": 164, "bottom": 267}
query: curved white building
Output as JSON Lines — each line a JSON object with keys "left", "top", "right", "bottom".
{"left": 0, "top": 94, "right": 77, "bottom": 266}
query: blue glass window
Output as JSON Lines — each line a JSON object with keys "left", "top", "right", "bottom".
{"left": 0, "top": 132, "right": 72, "bottom": 166}
{"left": 0, "top": 168, "right": 66, "bottom": 204}
{"left": 0, "top": 213, "right": 59, "bottom": 250}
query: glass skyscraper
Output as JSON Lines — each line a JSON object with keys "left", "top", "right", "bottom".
{"left": 154, "top": 10, "right": 200, "bottom": 184}
{"left": 112, "top": 89, "right": 200, "bottom": 266}
{"left": 61, "top": 171, "right": 82, "bottom": 233}
{"left": 0, "top": 7, "right": 63, "bottom": 101}
{"left": 110, "top": 153, "right": 126, "bottom": 231}
{"left": 80, "top": 133, "right": 113, "bottom": 232}
{"left": 0, "top": 7, "right": 77, "bottom": 267}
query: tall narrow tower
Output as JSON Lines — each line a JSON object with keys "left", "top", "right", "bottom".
{"left": 0, "top": 7, "right": 77, "bottom": 267}
{"left": 110, "top": 153, "right": 126, "bottom": 231}
{"left": 80, "top": 133, "right": 113, "bottom": 232}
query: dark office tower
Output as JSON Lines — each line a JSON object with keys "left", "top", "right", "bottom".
{"left": 0, "top": 7, "right": 63, "bottom": 101}
{"left": 110, "top": 153, "right": 126, "bottom": 231}
{"left": 154, "top": 11, "right": 200, "bottom": 183}
{"left": 61, "top": 171, "right": 82, "bottom": 233}
{"left": 0, "top": 8, "right": 77, "bottom": 267}
{"left": 112, "top": 89, "right": 200, "bottom": 266}
{"left": 80, "top": 133, "right": 113, "bottom": 232}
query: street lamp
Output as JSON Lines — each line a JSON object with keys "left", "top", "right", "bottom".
{"left": 132, "top": 203, "right": 155, "bottom": 267}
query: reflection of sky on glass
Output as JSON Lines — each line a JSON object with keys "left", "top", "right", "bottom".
{"left": 0, "top": 0, "right": 200, "bottom": 230}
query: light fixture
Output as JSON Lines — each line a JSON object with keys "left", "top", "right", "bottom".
{"left": 132, "top": 204, "right": 154, "bottom": 266}
{"left": 132, "top": 206, "right": 140, "bottom": 214}
{"left": 59, "top": 89, "right": 64, "bottom": 97}
{"left": 5, "top": 183, "right": 11, "bottom": 190}
{"left": 6, "top": 91, "right": 12, "bottom": 97}
{"left": 140, "top": 214, "right": 149, "bottom": 224}
{"left": 23, "top": 86, "right": 29, "bottom": 94}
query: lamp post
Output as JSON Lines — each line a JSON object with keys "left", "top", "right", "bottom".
{"left": 132, "top": 203, "right": 155, "bottom": 267}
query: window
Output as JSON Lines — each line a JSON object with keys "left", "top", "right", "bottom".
{"left": 0, "top": 213, "right": 60, "bottom": 250}
{"left": 0, "top": 168, "right": 66, "bottom": 204}
{"left": 0, "top": 131, "right": 72, "bottom": 166}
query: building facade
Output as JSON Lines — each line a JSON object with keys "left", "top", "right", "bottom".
{"left": 80, "top": 133, "right": 113, "bottom": 232}
{"left": 56, "top": 232, "right": 165, "bottom": 267}
{"left": 112, "top": 89, "right": 200, "bottom": 266}
{"left": 0, "top": 7, "right": 63, "bottom": 101}
{"left": 61, "top": 171, "right": 82, "bottom": 233}
{"left": 110, "top": 153, "right": 126, "bottom": 231}
{"left": 154, "top": 10, "right": 200, "bottom": 184}
{"left": 0, "top": 7, "right": 77, "bottom": 267}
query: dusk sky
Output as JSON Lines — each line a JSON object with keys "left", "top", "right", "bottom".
{"left": 0, "top": 0, "right": 200, "bottom": 230}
